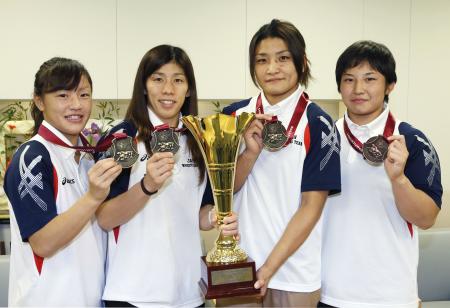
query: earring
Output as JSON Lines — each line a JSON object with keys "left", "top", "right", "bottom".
{"left": 144, "top": 89, "right": 147, "bottom": 95}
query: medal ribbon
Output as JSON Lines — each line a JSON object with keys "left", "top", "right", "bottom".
{"left": 343, "top": 111, "right": 396, "bottom": 154}
{"left": 38, "top": 124, "right": 127, "bottom": 153}
{"left": 153, "top": 123, "right": 186, "bottom": 133}
{"left": 255, "top": 92, "right": 309, "bottom": 147}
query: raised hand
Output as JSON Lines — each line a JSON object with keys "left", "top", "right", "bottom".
{"left": 87, "top": 158, "right": 122, "bottom": 203}
{"left": 243, "top": 113, "right": 273, "bottom": 158}
{"left": 384, "top": 135, "right": 409, "bottom": 182}
{"left": 142, "top": 152, "right": 175, "bottom": 193}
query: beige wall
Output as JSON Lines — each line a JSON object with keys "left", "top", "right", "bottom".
{"left": 435, "top": 193, "right": 450, "bottom": 228}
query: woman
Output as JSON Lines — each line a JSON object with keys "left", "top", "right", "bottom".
{"left": 97, "top": 45, "right": 238, "bottom": 307}
{"left": 4, "top": 57, "right": 121, "bottom": 306}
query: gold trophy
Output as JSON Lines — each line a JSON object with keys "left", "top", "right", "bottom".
{"left": 182, "top": 113, "right": 259, "bottom": 299}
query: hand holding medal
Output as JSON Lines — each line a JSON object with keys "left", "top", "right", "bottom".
{"left": 384, "top": 135, "right": 409, "bottom": 181}
{"left": 242, "top": 113, "right": 273, "bottom": 157}
{"left": 87, "top": 158, "right": 122, "bottom": 202}
{"left": 143, "top": 151, "right": 175, "bottom": 193}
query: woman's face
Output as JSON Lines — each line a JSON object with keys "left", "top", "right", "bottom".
{"left": 35, "top": 75, "right": 92, "bottom": 145}
{"left": 145, "top": 61, "right": 189, "bottom": 127}
{"left": 254, "top": 37, "right": 299, "bottom": 105}
{"left": 340, "top": 61, "right": 395, "bottom": 125}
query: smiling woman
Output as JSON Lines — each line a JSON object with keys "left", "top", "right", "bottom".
{"left": 95, "top": 45, "right": 239, "bottom": 307}
{"left": 3, "top": 57, "right": 122, "bottom": 306}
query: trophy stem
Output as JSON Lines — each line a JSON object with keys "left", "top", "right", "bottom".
{"left": 205, "top": 162, "right": 247, "bottom": 263}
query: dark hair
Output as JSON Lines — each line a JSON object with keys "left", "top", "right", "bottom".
{"left": 125, "top": 44, "right": 205, "bottom": 182}
{"left": 335, "top": 40, "right": 397, "bottom": 102}
{"left": 249, "top": 19, "right": 311, "bottom": 88}
{"left": 31, "top": 57, "right": 92, "bottom": 135}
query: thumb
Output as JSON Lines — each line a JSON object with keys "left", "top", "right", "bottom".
{"left": 208, "top": 208, "right": 217, "bottom": 226}
{"left": 254, "top": 279, "right": 264, "bottom": 290}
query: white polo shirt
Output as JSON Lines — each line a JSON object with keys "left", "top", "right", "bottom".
{"left": 223, "top": 87, "right": 341, "bottom": 292}
{"left": 321, "top": 107, "right": 443, "bottom": 308}
{"left": 101, "top": 109, "right": 212, "bottom": 307}
{"left": 4, "top": 121, "right": 106, "bottom": 306}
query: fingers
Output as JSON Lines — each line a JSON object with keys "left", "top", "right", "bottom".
{"left": 89, "top": 158, "right": 116, "bottom": 174}
{"left": 386, "top": 148, "right": 405, "bottom": 164}
{"left": 254, "top": 113, "right": 274, "bottom": 121}
{"left": 222, "top": 212, "right": 237, "bottom": 224}
{"left": 98, "top": 164, "right": 122, "bottom": 186}
{"left": 149, "top": 151, "right": 174, "bottom": 162}
{"left": 387, "top": 134, "right": 406, "bottom": 145}
{"left": 245, "top": 119, "right": 264, "bottom": 138}
{"left": 244, "top": 118, "right": 266, "bottom": 156}
{"left": 144, "top": 152, "right": 175, "bottom": 191}
{"left": 208, "top": 208, "right": 217, "bottom": 226}
{"left": 220, "top": 212, "right": 239, "bottom": 236}
{"left": 147, "top": 152, "right": 175, "bottom": 175}
{"left": 254, "top": 278, "right": 267, "bottom": 296}
{"left": 386, "top": 135, "right": 409, "bottom": 164}
{"left": 89, "top": 158, "right": 120, "bottom": 180}
{"left": 87, "top": 158, "right": 122, "bottom": 202}
{"left": 221, "top": 221, "right": 238, "bottom": 236}
{"left": 254, "top": 279, "right": 264, "bottom": 289}
{"left": 254, "top": 266, "right": 272, "bottom": 295}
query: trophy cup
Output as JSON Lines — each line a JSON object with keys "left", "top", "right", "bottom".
{"left": 182, "top": 113, "right": 259, "bottom": 299}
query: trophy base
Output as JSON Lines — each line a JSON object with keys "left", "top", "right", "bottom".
{"left": 199, "top": 256, "right": 260, "bottom": 299}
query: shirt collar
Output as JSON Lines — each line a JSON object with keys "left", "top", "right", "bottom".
{"left": 41, "top": 120, "right": 81, "bottom": 159}
{"left": 344, "top": 103, "right": 390, "bottom": 138}
{"left": 147, "top": 107, "right": 183, "bottom": 129}
{"left": 260, "top": 84, "right": 303, "bottom": 114}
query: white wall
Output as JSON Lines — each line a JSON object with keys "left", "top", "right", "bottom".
{"left": 0, "top": 0, "right": 117, "bottom": 99}
{"left": 116, "top": 0, "right": 247, "bottom": 99}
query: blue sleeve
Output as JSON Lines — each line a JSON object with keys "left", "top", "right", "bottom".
{"left": 201, "top": 176, "right": 214, "bottom": 207}
{"left": 301, "top": 103, "right": 341, "bottom": 195}
{"left": 222, "top": 99, "right": 251, "bottom": 115}
{"left": 108, "top": 168, "right": 132, "bottom": 200}
{"left": 97, "top": 120, "right": 137, "bottom": 200}
{"left": 400, "top": 123, "right": 443, "bottom": 207}
{"left": 4, "top": 141, "right": 57, "bottom": 241}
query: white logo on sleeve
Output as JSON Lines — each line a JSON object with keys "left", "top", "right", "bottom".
{"left": 319, "top": 116, "right": 339, "bottom": 171}
{"left": 18, "top": 145, "right": 47, "bottom": 211}
{"left": 415, "top": 135, "right": 440, "bottom": 186}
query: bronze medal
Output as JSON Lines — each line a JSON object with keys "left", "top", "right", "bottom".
{"left": 362, "top": 135, "right": 389, "bottom": 164}
{"left": 109, "top": 136, "right": 139, "bottom": 168}
{"left": 150, "top": 128, "right": 180, "bottom": 155}
{"left": 262, "top": 121, "right": 288, "bottom": 151}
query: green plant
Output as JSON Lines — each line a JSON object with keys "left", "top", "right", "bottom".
{"left": 0, "top": 101, "right": 29, "bottom": 129}
{"left": 83, "top": 100, "right": 121, "bottom": 145}
{"left": 211, "top": 100, "right": 222, "bottom": 113}
{"left": 94, "top": 100, "right": 120, "bottom": 132}
{"left": 0, "top": 101, "right": 31, "bottom": 171}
